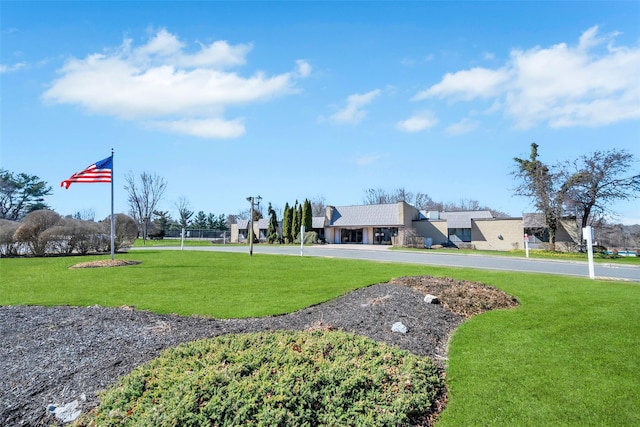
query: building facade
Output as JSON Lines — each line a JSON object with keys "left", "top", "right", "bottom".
{"left": 230, "top": 201, "right": 580, "bottom": 251}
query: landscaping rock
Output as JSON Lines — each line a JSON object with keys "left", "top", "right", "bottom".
{"left": 392, "top": 321, "right": 408, "bottom": 334}
{"left": 48, "top": 399, "right": 82, "bottom": 423}
{"left": 424, "top": 294, "right": 440, "bottom": 304}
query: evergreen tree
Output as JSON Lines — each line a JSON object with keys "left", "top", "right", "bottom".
{"left": 152, "top": 210, "right": 171, "bottom": 236}
{"left": 295, "top": 203, "right": 303, "bottom": 241}
{"left": 194, "top": 211, "right": 207, "bottom": 229}
{"left": 303, "top": 198, "right": 313, "bottom": 231}
{"left": 0, "top": 169, "right": 53, "bottom": 220}
{"left": 215, "top": 213, "right": 227, "bottom": 230}
{"left": 282, "top": 202, "right": 291, "bottom": 243}
{"left": 206, "top": 213, "right": 216, "bottom": 229}
{"left": 291, "top": 201, "right": 300, "bottom": 242}
{"left": 267, "top": 203, "right": 279, "bottom": 243}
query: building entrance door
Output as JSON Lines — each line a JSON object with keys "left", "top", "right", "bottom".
{"left": 341, "top": 229, "right": 363, "bottom": 243}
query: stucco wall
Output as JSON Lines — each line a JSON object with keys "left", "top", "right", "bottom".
{"left": 412, "top": 220, "right": 448, "bottom": 246}
{"left": 472, "top": 218, "right": 524, "bottom": 251}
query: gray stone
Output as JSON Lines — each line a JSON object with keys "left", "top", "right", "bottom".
{"left": 50, "top": 400, "right": 81, "bottom": 423}
{"left": 391, "top": 321, "right": 408, "bottom": 334}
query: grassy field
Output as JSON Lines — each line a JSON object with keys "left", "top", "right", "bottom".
{"left": 1, "top": 251, "right": 638, "bottom": 425}
{"left": 394, "top": 246, "right": 640, "bottom": 265}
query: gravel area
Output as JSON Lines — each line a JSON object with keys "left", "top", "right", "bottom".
{"left": 0, "top": 276, "right": 514, "bottom": 426}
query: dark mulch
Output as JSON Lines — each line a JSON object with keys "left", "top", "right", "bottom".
{"left": 0, "top": 276, "right": 517, "bottom": 426}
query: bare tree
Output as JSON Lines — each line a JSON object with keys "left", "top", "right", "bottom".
{"left": 513, "top": 143, "right": 582, "bottom": 251}
{"left": 311, "top": 196, "right": 327, "bottom": 217}
{"left": 563, "top": 149, "right": 640, "bottom": 229}
{"left": 413, "top": 192, "right": 439, "bottom": 211}
{"left": 363, "top": 187, "right": 415, "bottom": 205}
{"left": 175, "top": 197, "right": 194, "bottom": 229}
{"left": 124, "top": 171, "right": 167, "bottom": 243}
{"left": 363, "top": 188, "right": 392, "bottom": 205}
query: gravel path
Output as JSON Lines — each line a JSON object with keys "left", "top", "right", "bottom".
{"left": 1, "top": 281, "right": 468, "bottom": 426}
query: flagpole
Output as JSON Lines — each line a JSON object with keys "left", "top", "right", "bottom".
{"left": 110, "top": 148, "right": 115, "bottom": 261}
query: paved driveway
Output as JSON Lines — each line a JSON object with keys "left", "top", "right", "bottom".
{"left": 132, "top": 244, "right": 640, "bottom": 282}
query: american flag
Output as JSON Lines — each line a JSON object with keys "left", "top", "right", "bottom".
{"left": 61, "top": 156, "right": 112, "bottom": 189}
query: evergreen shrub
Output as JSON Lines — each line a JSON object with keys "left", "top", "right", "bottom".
{"left": 76, "top": 330, "right": 444, "bottom": 427}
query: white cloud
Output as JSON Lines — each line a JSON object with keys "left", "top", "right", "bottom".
{"left": 0, "top": 62, "right": 26, "bottom": 73}
{"left": 444, "top": 118, "right": 479, "bottom": 135}
{"left": 327, "top": 89, "right": 381, "bottom": 125}
{"left": 148, "top": 117, "right": 246, "bottom": 139}
{"left": 413, "top": 67, "right": 511, "bottom": 101}
{"left": 413, "top": 26, "right": 640, "bottom": 129}
{"left": 42, "top": 29, "right": 311, "bottom": 139}
{"left": 396, "top": 110, "right": 438, "bottom": 133}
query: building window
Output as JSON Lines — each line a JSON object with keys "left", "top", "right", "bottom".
{"left": 373, "top": 227, "right": 397, "bottom": 245}
{"left": 341, "top": 229, "right": 363, "bottom": 243}
{"left": 448, "top": 228, "right": 471, "bottom": 243}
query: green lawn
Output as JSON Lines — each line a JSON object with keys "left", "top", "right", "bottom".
{"left": 394, "top": 246, "right": 640, "bottom": 265}
{"left": 1, "top": 251, "right": 638, "bottom": 425}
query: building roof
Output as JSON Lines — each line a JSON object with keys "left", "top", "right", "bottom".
{"left": 312, "top": 216, "right": 326, "bottom": 229}
{"left": 236, "top": 218, "right": 270, "bottom": 229}
{"left": 440, "top": 211, "right": 493, "bottom": 228}
{"left": 328, "top": 204, "right": 403, "bottom": 227}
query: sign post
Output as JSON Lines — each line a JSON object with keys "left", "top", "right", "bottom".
{"left": 181, "top": 228, "right": 185, "bottom": 251}
{"left": 300, "top": 225, "right": 305, "bottom": 256}
{"left": 524, "top": 234, "right": 530, "bottom": 258}
{"left": 583, "top": 226, "right": 595, "bottom": 279}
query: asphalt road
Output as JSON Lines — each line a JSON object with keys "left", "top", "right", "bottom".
{"left": 132, "top": 244, "right": 640, "bottom": 282}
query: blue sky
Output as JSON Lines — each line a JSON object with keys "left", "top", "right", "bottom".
{"left": 2, "top": 1, "right": 639, "bottom": 224}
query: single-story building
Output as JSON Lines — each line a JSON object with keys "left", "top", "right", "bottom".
{"left": 230, "top": 201, "right": 581, "bottom": 251}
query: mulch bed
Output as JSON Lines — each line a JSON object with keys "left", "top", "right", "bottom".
{"left": 0, "top": 276, "right": 517, "bottom": 426}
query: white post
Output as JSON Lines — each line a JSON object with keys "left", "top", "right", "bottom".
{"left": 583, "top": 226, "right": 595, "bottom": 279}
{"left": 300, "top": 225, "right": 305, "bottom": 256}
{"left": 524, "top": 234, "right": 529, "bottom": 258}
{"left": 181, "top": 227, "right": 185, "bottom": 251}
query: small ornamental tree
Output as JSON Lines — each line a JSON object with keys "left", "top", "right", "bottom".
{"left": 0, "top": 219, "right": 20, "bottom": 256}
{"left": 13, "top": 209, "right": 62, "bottom": 256}
{"left": 267, "top": 203, "right": 279, "bottom": 243}
{"left": 102, "top": 214, "right": 138, "bottom": 251}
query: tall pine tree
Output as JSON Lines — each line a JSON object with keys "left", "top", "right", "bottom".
{"left": 303, "top": 199, "right": 313, "bottom": 231}
{"left": 291, "top": 200, "right": 300, "bottom": 242}
{"left": 282, "top": 202, "right": 291, "bottom": 243}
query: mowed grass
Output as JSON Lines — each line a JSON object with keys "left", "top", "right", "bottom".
{"left": 0, "top": 251, "right": 435, "bottom": 318}
{"left": 1, "top": 251, "right": 638, "bottom": 425}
